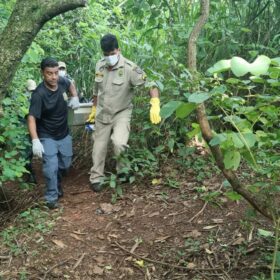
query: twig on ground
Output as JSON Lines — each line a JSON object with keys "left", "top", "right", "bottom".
{"left": 188, "top": 200, "right": 208, "bottom": 223}
{"left": 188, "top": 183, "right": 224, "bottom": 223}
{"left": 113, "top": 241, "right": 223, "bottom": 272}
{"left": 43, "top": 258, "right": 73, "bottom": 280}
{"left": 73, "top": 253, "right": 86, "bottom": 270}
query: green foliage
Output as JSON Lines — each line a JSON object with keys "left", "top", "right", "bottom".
{"left": 0, "top": 95, "right": 30, "bottom": 184}
{"left": 1, "top": 207, "right": 55, "bottom": 255}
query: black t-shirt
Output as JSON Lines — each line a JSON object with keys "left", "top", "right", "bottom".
{"left": 29, "top": 77, "right": 71, "bottom": 140}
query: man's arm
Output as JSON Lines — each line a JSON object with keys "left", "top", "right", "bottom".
{"left": 93, "top": 95, "right": 98, "bottom": 106}
{"left": 27, "top": 115, "right": 45, "bottom": 158}
{"left": 27, "top": 115, "right": 38, "bottom": 140}
{"left": 149, "top": 87, "right": 159, "bottom": 98}
{"left": 69, "top": 81, "right": 78, "bottom": 97}
{"left": 68, "top": 81, "right": 80, "bottom": 109}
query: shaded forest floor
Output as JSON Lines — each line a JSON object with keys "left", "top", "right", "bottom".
{"left": 0, "top": 150, "right": 272, "bottom": 280}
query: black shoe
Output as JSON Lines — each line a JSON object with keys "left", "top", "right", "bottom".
{"left": 46, "top": 201, "right": 59, "bottom": 209}
{"left": 90, "top": 182, "right": 103, "bottom": 192}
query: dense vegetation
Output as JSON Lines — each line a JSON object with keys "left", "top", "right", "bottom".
{"left": 0, "top": 0, "right": 279, "bottom": 278}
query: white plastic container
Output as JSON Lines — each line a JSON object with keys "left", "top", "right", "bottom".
{"left": 68, "top": 102, "right": 93, "bottom": 126}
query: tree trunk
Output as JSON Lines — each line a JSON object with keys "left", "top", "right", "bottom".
{"left": 0, "top": 0, "right": 87, "bottom": 102}
{"left": 187, "top": 0, "right": 272, "bottom": 220}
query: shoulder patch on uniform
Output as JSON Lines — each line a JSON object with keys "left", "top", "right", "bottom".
{"left": 118, "top": 69, "right": 124, "bottom": 77}
{"left": 95, "top": 71, "right": 104, "bottom": 77}
{"left": 133, "top": 66, "right": 144, "bottom": 74}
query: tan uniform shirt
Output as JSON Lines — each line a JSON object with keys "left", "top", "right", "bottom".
{"left": 93, "top": 54, "right": 146, "bottom": 123}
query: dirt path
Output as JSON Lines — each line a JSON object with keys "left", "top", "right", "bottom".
{"left": 0, "top": 165, "right": 270, "bottom": 279}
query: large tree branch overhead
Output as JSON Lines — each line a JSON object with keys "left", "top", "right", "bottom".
{"left": 0, "top": 0, "right": 87, "bottom": 101}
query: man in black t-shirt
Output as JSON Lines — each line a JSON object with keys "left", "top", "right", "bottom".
{"left": 28, "top": 57, "right": 79, "bottom": 209}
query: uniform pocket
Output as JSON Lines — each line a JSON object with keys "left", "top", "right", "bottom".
{"left": 112, "top": 78, "right": 124, "bottom": 86}
{"left": 112, "top": 78, "right": 124, "bottom": 93}
{"left": 95, "top": 77, "right": 103, "bottom": 83}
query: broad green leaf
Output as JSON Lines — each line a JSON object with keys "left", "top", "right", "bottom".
{"left": 110, "top": 180, "right": 116, "bottom": 189}
{"left": 176, "top": 103, "right": 196, "bottom": 119}
{"left": 242, "top": 132, "right": 257, "bottom": 148}
{"left": 161, "top": 101, "right": 182, "bottom": 119}
{"left": 187, "top": 123, "right": 201, "bottom": 138}
{"left": 168, "top": 138, "right": 175, "bottom": 153}
{"left": 226, "top": 78, "right": 240, "bottom": 84}
{"left": 267, "top": 79, "right": 280, "bottom": 87}
{"left": 230, "top": 133, "right": 244, "bottom": 148}
{"left": 231, "top": 56, "right": 250, "bottom": 77}
{"left": 207, "top": 59, "right": 231, "bottom": 74}
{"left": 116, "top": 186, "right": 123, "bottom": 196}
{"left": 274, "top": 273, "right": 280, "bottom": 280}
{"left": 250, "top": 55, "right": 271, "bottom": 75}
{"left": 257, "top": 228, "right": 273, "bottom": 237}
{"left": 250, "top": 76, "right": 265, "bottom": 83}
{"left": 225, "top": 191, "right": 242, "bottom": 201}
{"left": 271, "top": 57, "right": 280, "bottom": 66}
{"left": 209, "top": 134, "right": 227, "bottom": 146}
{"left": 210, "top": 85, "right": 227, "bottom": 95}
{"left": 188, "top": 92, "right": 210, "bottom": 104}
{"left": 224, "top": 150, "right": 241, "bottom": 170}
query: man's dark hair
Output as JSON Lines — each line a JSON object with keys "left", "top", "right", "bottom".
{"left": 100, "top": 34, "right": 119, "bottom": 52}
{"left": 40, "top": 57, "right": 58, "bottom": 70}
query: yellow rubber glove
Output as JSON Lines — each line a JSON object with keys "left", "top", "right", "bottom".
{"left": 150, "top": 97, "right": 161, "bottom": 124}
{"left": 86, "top": 106, "right": 96, "bottom": 123}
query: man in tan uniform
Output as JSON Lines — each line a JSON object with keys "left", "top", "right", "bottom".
{"left": 87, "top": 34, "right": 161, "bottom": 192}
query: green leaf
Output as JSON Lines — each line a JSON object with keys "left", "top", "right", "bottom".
{"left": 257, "top": 228, "right": 273, "bottom": 237}
{"left": 188, "top": 92, "right": 210, "bottom": 104}
{"left": 230, "top": 133, "right": 244, "bottom": 148}
{"left": 241, "top": 132, "right": 256, "bottom": 148}
{"left": 226, "top": 78, "right": 240, "bottom": 84}
{"left": 224, "top": 150, "right": 241, "bottom": 170}
{"left": 161, "top": 101, "right": 182, "bottom": 119}
{"left": 168, "top": 138, "right": 175, "bottom": 153}
{"left": 225, "top": 191, "right": 242, "bottom": 201}
{"left": 187, "top": 123, "right": 201, "bottom": 139}
{"left": 110, "top": 180, "right": 116, "bottom": 189}
{"left": 274, "top": 273, "right": 280, "bottom": 280}
{"left": 271, "top": 57, "right": 280, "bottom": 66}
{"left": 176, "top": 103, "right": 196, "bottom": 119}
{"left": 116, "top": 186, "right": 123, "bottom": 196}
{"left": 209, "top": 134, "right": 227, "bottom": 146}
{"left": 250, "top": 76, "right": 265, "bottom": 83}
{"left": 210, "top": 85, "right": 227, "bottom": 95}
{"left": 207, "top": 59, "right": 231, "bottom": 74}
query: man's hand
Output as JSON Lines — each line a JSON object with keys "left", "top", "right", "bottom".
{"left": 32, "top": 139, "right": 44, "bottom": 158}
{"left": 86, "top": 106, "right": 97, "bottom": 123}
{"left": 149, "top": 97, "right": 161, "bottom": 124}
{"left": 68, "top": 96, "right": 80, "bottom": 110}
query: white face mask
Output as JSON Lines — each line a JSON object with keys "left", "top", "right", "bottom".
{"left": 105, "top": 54, "right": 119, "bottom": 66}
{"left": 59, "top": 70, "right": 66, "bottom": 77}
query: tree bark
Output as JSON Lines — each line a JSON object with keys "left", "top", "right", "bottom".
{"left": 187, "top": 0, "right": 272, "bottom": 220}
{"left": 0, "top": 0, "right": 87, "bottom": 102}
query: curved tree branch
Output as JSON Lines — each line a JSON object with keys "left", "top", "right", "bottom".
{"left": 0, "top": 0, "right": 87, "bottom": 101}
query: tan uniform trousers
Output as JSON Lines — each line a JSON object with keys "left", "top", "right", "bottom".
{"left": 89, "top": 109, "right": 131, "bottom": 184}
